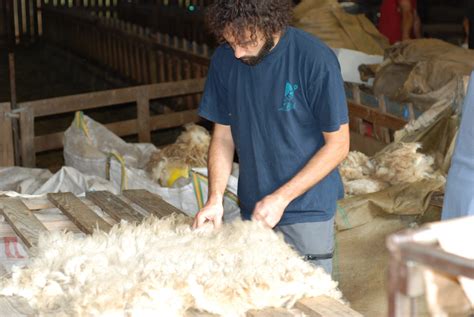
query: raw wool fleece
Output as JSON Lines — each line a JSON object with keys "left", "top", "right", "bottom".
{"left": 146, "top": 123, "right": 211, "bottom": 186}
{"left": 0, "top": 214, "right": 342, "bottom": 317}
{"left": 340, "top": 142, "right": 436, "bottom": 195}
{"left": 374, "top": 142, "right": 435, "bottom": 185}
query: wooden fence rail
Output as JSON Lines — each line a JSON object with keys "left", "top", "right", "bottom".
{"left": 1, "top": 0, "right": 42, "bottom": 45}
{"left": 18, "top": 78, "right": 206, "bottom": 167}
{"left": 13, "top": 78, "right": 407, "bottom": 168}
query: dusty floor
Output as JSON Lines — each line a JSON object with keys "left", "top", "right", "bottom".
{"left": 336, "top": 207, "right": 442, "bottom": 316}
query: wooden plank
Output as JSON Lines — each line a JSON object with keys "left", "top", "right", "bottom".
{"left": 157, "top": 50, "right": 165, "bottom": 82}
{"left": 48, "top": 192, "right": 112, "bottom": 234}
{"left": 295, "top": 296, "right": 363, "bottom": 317}
{"left": 20, "top": 78, "right": 205, "bottom": 117}
{"left": 185, "top": 308, "right": 217, "bottom": 316}
{"left": 86, "top": 191, "right": 144, "bottom": 223}
{"left": 149, "top": 109, "right": 199, "bottom": 130}
{"left": 123, "top": 189, "right": 184, "bottom": 218}
{"left": 21, "top": 196, "right": 96, "bottom": 210}
{"left": 21, "top": 197, "right": 54, "bottom": 210}
{"left": 247, "top": 308, "right": 301, "bottom": 317}
{"left": 149, "top": 49, "right": 158, "bottom": 83}
{"left": 167, "top": 54, "right": 174, "bottom": 81}
{"left": 136, "top": 95, "right": 151, "bottom": 143}
{"left": 34, "top": 110, "right": 199, "bottom": 153}
{"left": 376, "top": 95, "right": 391, "bottom": 144}
{"left": 0, "top": 102, "right": 14, "bottom": 166}
{"left": 134, "top": 44, "right": 142, "bottom": 83}
{"left": 348, "top": 101, "right": 407, "bottom": 131}
{"left": 19, "top": 106, "right": 35, "bottom": 167}
{"left": 0, "top": 197, "right": 48, "bottom": 248}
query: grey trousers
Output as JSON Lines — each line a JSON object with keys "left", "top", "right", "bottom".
{"left": 275, "top": 216, "right": 335, "bottom": 276}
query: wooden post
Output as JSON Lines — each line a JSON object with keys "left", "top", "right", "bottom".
{"left": 149, "top": 49, "right": 158, "bottom": 83}
{"left": 166, "top": 53, "right": 173, "bottom": 81}
{"left": 136, "top": 93, "right": 151, "bottom": 143}
{"left": 157, "top": 50, "right": 165, "bottom": 82}
{"left": 6, "top": 0, "right": 21, "bottom": 165}
{"left": 377, "top": 95, "right": 391, "bottom": 144}
{"left": 183, "top": 60, "right": 193, "bottom": 109}
{"left": 19, "top": 107, "right": 35, "bottom": 167}
{"left": 351, "top": 84, "right": 365, "bottom": 136}
{"left": 0, "top": 103, "right": 15, "bottom": 166}
{"left": 37, "top": 0, "right": 42, "bottom": 36}
{"left": 407, "top": 103, "right": 415, "bottom": 121}
{"left": 32, "top": 0, "right": 39, "bottom": 40}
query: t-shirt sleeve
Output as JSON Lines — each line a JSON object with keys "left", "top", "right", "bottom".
{"left": 307, "top": 55, "right": 349, "bottom": 132}
{"left": 198, "top": 53, "right": 231, "bottom": 125}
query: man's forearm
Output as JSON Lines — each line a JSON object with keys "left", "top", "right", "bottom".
{"left": 273, "top": 125, "right": 350, "bottom": 205}
{"left": 207, "top": 125, "right": 235, "bottom": 204}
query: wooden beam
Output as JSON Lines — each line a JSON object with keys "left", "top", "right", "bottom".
{"left": 0, "top": 102, "right": 14, "bottom": 166}
{"left": 136, "top": 94, "right": 151, "bottom": 143}
{"left": 348, "top": 101, "right": 407, "bottom": 131}
{"left": 34, "top": 110, "right": 200, "bottom": 153}
{"left": 123, "top": 189, "right": 185, "bottom": 218}
{"left": 150, "top": 109, "right": 199, "bottom": 130}
{"left": 0, "top": 197, "right": 48, "bottom": 248}
{"left": 19, "top": 106, "right": 35, "bottom": 167}
{"left": 86, "top": 191, "right": 144, "bottom": 223}
{"left": 19, "top": 78, "right": 206, "bottom": 117}
{"left": 247, "top": 308, "right": 299, "bottom": 317}
{"left": 48, "top": 192, "right": 112, "bottom": 234}
{"left": 295, "top": 296, "right": 363, "bottom": 317}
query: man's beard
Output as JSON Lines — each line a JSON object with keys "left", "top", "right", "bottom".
{"left": 240, "top": 37, "right": 275, "bottom": 66}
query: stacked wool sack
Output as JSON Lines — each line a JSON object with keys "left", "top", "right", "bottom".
{"left": 0, "top": 214, "right": 343, "bottom": 317}
{"left": 293, "top": 0, "right": 388, "bottom": 55}
{"left": 147, "top": 123, "right": 211, "bottom": 187}
{"left": 340, "top": 142, "right": 436, "bottom": 196}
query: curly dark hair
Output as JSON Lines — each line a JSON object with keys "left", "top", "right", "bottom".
{"left": 205, "top": 0, "right": 293, "bottom": 44}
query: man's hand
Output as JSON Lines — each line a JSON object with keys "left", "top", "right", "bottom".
{"left": 252, "top": 193, "right": 289, "bottom": 228}
{"left": 192, "top": 200, "right": 224, "bottom": 229}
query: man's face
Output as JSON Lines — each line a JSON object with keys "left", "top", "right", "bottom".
{"left": 223, "top": 27, "right": 274, "bottom": 66}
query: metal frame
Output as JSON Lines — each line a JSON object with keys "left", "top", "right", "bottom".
{"left": 387, "top": 218, "right": 474, "bottom": 317}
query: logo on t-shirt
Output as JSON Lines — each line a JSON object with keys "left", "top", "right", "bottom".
{"left": 279, "top": 82, "right": 299, "bottom": 112}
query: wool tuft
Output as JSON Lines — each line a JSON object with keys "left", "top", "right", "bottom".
{"left": 340, "top": 142, "right": 437, "bottom": 196}
{"left": 374, "top": 142, "right": 435, "bottom": 185}
{"left": 0, "top": 215, "right": 342, "bottom": 316}
{"left": 147, "top": 123, "right": 211, "bottom": 186}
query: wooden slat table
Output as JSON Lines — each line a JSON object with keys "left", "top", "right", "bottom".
{"left": 0, "top": 190, "right": 361, "bottom": 317}
{"left": 86, "top": 190, "right": 144, "bottom": 223}
{"left": 123, "top": 189, "right": 185, "bottom": 217}
{"left": 1, "top": 198, "right": 48, "bottom": 248}
{"left": 48, "top": 192, "right": 112, "bottom": 234}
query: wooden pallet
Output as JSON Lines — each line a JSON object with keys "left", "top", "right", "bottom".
{"left": 0, "top": 190, "right": 361, "bottom": 317}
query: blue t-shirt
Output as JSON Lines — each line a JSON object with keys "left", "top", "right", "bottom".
{"left": 199, "top": 27, "right": 349, "bottom": 225}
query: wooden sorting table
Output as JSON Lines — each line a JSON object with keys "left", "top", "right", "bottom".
{"left": 0, "top": 189, "right": 361, "bottom": 317}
